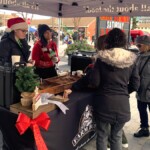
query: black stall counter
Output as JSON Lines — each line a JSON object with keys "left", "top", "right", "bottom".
{"left": 0, "top": 91, "right": 96, "bottom": 150}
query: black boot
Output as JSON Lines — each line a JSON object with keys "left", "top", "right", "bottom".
{"left": 134, "top": 128, "right": 149, "bottom": 137}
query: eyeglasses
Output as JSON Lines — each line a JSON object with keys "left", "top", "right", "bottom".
{"left": 18, "top": 29, "right": 28, "bottom": 33}
{"left": 136, "top": 44, "right": 142, "bottom": 48}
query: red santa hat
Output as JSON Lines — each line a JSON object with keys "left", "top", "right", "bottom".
{"left": 7, "top": 17, "right": 28, "bottom": 31}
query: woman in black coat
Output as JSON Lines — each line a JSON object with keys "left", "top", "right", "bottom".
{"left": 0, "top": 17, "right": 30, "bottom": 64}
{"left": 73, "top": 28, "right": 139, "bottom": 150}
{"left": 91, "top": 28, "right": 139, "bottom": 150}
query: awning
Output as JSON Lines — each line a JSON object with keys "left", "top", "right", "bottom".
{"left": 0, "top": 0, "right": 150, "bottom": 17}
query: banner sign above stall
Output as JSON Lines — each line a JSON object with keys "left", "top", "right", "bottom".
{"left": 0, "top": 0, "right": 150, "bottom": 17}
{"left": 106, "top": 21, "right": 124, "bottom": 29}
{"left": 84, "top": 4, "right": 150, "bottom": 15}
{"left": 0, "top": 0, "right": 39, "bottom": 10}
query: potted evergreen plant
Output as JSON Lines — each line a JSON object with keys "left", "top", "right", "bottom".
{"left": 65, "top": 40, "right": 95, "bottom": 65}
{"left": 15, "top": 66, "right": 40, "bottom": 106}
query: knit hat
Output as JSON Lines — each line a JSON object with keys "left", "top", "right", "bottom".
{"left": 136, "top": 35, "right": 150, "bottom": 45}
{"left": 7, "top": 17, "right": 28, "bottom": 31}
{"left": 38, "top": 24, "right": 51, "bottom": 38}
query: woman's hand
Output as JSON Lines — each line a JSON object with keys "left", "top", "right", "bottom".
{"left": 51, "top": 56, "right": 58, "bottom": 63}
{"left": 27, "top": 60, "right": 35, "bottom": 67}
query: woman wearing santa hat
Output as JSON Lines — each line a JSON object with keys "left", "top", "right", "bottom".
{"left": 0, "top": 17, "right": 30, "bottom": 64}
{"left": 32, "top": 24, "right": 60, "bottom": 79}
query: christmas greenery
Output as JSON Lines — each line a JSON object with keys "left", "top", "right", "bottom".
{"left": 65, "top": 40, "right": 95, "bottom": 54}
{"left": 15, "top": 66, "right": 40, "bottom": 92}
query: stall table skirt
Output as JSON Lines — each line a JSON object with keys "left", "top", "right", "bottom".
{"left": 0, "top": 91, "right": 96, "bottom": 150}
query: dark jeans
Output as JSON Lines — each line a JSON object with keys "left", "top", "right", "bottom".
{"left": 96, "top": 119, "right": 124, "bottom": 150}
{"left": 137, "top": 100, "right": 150, "bottom": 128}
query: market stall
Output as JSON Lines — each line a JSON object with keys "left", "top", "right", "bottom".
{"left": 0, "top": 91, "right": 96, "bottom": 150}
{"left": 0, "top": 1, "right": 150, "bottom": 17}
{"left": 0, "top": 0, "right": 150, "bottom": 150}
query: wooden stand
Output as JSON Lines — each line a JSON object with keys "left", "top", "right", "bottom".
{"left": 10, "top": 102, "right": 55, "bottom": 119}
{"left": 10, "top": 75, "right": 75, "bottom": 118}
{"left": 10, "top": 96, "right": 69, "bottom": 119}
{"left": 39, "top": 75, "right": 80, "bottom": 94}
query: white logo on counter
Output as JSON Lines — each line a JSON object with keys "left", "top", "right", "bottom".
{"left": 72, "top": 105, "right": 96, "bottom": 147}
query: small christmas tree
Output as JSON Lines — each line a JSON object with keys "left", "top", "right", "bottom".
{"left": 15, "top": 66, "right": 40, "bottom": 92}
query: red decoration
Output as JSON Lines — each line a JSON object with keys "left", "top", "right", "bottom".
{"left": 88, "top": 64, "right": 94, "bottom": 68}
{"left": 15, "top": 112, "right": 51, "bottom": 150}
{"left": 27, "top": 18, "right": 31, "bottom": 25}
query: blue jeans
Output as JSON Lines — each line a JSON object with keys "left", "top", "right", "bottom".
{"left": 96, "top": 119, "right": 125, "bottom": 150}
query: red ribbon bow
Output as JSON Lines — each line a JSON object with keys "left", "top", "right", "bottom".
{"left": 15, "top": 112, "right": 51, "bottom": 150}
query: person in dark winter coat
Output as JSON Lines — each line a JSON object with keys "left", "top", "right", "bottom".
{"left": 73, "top": 28, "right": 140, "bottom": 150}
{"left": 133, "top": 35, "right": 150, "bottom": 138}
{"left": 32, "top": 24, "right": 60, "bottom": 79}
{"left": 0, "top": 17, "right": 31, "bottom": 150}
{"left": 0, "top": 17, "right": 30, "bottom": 64}
{"left": 1, "top": 28, "right": 11, "bottom": 41}
{"left": 91, "top": 28, "right": 139, "bottom": 150}
{"left": 96, "top": 34, "right": 129, "bottom": 149}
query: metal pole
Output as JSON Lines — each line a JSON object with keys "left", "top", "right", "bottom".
{"left": 127, "top": 17, "right": 131, "bottom": 49}
{"left": 3, "top": 12, "right": 5, "bottom": 26}
{"left": 57, "top": 17, "right": 61, "bottom": 50}
{"left": 96, "top": 17, "right": 100, "bottom": 39}
{"left": 28, "top": 25, "right": 30, "bottom": 43}
{"left": 95, "top": 17, "right": 100, "bottom": 47}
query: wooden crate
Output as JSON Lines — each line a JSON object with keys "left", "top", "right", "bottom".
{"left": 39, "top": 75, "right": 80, "bottom": 94}
{"left": 10, "top": 103, "right": 55, "bottom": 119}
{"left": 10, "top": 96, "right": 68, "bottom": 119}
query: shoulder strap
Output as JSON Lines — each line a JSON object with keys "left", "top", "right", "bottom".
{"left": 139, "top": 56, "right": 150, "bottom": 76}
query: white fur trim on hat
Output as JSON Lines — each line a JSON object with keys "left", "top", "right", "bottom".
{"left": 5, "top": 28, "right": 11, "bottom": 32}
{"left": 10, "top": 22, "right": 28, "bottom": 30}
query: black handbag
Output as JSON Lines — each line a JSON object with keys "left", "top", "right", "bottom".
{"left": 0, "top": 60, "right": 25, "bottom": 108}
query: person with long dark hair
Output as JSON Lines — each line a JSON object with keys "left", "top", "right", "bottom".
{"left": 92, "top": 28, "right": 139, "bottom": 150}
{"left": 95, "top": 34, "right": 129, "bottom": 149}
{"left": 32, "top": 24, "right": 59, "bottom": 79}
{"left": 73, "top": 28, "right": 139, "bottom": 150}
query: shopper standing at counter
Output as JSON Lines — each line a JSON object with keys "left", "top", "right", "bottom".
{"left": 90, "top": 28, "right": 140, "bottom": 150}
{"left": 73, "top": 28, "right": 140, "bottom": 150}
{"left": 0, "top": 17, "right": 30, "bottom": 64}
{"left": 32, "top": 24, "right": 59, "bottom": 79}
